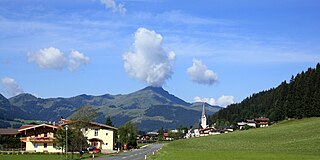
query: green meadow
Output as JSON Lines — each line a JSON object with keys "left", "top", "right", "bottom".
{"left": 149, "top": 118, "right": 320, "bottom": 160}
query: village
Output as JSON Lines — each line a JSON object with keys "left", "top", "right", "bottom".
{"left": 0, "top": 104, "right": 270, "bottom": 155}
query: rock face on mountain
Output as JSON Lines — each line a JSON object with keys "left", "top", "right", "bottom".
{"left": 1, "top": 86, "right": 222, "bottom": 131}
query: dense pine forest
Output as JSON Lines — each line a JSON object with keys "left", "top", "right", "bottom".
{"left": 209, "top": 63, "right": 320, "bottom": 126}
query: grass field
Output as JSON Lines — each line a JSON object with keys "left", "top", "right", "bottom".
{"left": 149, "top": 118, "right": 320, "bottom": 160}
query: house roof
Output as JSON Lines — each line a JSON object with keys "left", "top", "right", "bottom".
{"left": 255, "top": 117, "right": 270, "bottom": 122}
{"left": 18, "top": 123, "right": 60, "bottom": 132}
{"left": 19, "top": 125, "right": 34, "bottom": 130}
{"left": 237, "top": 122, "right": 247, "bottom": 126}
{"left": 0, "top": 128, "right": 20, "bottom": 135}
{"left": 199, "top": 127, "right": 216, "bottom": 132}
{"left": 61, "top": 121, "right": 118, "bottom": 130}
{"left": 89, "top": 122, "right": 118, "bottom": 130}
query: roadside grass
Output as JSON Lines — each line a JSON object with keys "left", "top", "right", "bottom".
{"left": 149, "top": 117, "right": 320, "bottom": 160}
{"left": 0, "top": 152, "right": 103, "bottom": 160}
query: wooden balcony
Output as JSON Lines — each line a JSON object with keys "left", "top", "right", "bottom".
{"left": 29, "top": 137, "right": 55, "bottom": 143}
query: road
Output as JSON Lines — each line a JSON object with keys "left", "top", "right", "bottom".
{"left": 93, "top": 143, "right": 164, "bottom": 160}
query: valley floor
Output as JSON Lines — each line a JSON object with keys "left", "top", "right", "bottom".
{"left": 148, "top": 117, "right": 320, "bottom": 160}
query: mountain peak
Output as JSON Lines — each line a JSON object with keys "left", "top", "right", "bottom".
{"left": 142, "top": 86, "right": 166, "bottom": 93}
{"left": 10, "top": 93, "right": 37, "bottom": 100}
{"left": 140, "top": 86, "right": 190, "bottom": 106}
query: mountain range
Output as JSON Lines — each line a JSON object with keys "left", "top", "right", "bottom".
{"left": 0, "top": 86, "right": 222, "bottom": 131}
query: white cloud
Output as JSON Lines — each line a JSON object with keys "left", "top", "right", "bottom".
{"left": 187, "top": 59, "right": 218, "bottom": 85}
{"left": 194, "top": 96, "right": 216, "bottom": 106}
{"left": 27, "top": 47, "right": 67, "bottom": 70}
{"left": 100, "top": 0, "right": 126, "bottom": 15}
{"left": 68, "top": 50, "right": 90, "bottom": 72}
{"left": 123, "top": 27, "right": 175, "bottom": 87}
{"left": 216, "top": 95, "right": 235, "bottom": 107}
{"left": 1, "top": 77, "right": 23, "bottom": 96}
{"left": 27, "top": 47, "right": 90, "bottom": 72}
{"left": 194, "top": 95, "right": 234, "bottom": 107}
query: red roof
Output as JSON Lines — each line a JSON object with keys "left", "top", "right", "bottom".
{"left": 255, "top": 117, "right": 270, "bottom": 122}
{"left": 19, "top": 125, "right": 34, "bottom": 130}
{"left": 18, "top": 124, "right": 60, "bottom": 132}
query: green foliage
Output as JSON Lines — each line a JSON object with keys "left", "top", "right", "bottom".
{"left": 149, "top": 118, "right": 320, "bottom": 160}
{"left": 158, "top": 127, "right": 164, "bottom": 141}
{"left": 209, "top": 63, "right": 320, "bottom": 125}
{"left": 105, "top": 116, "right": 113, "bottom": 127}
{"left": 53, "top": 128, "right": 66, "bottom": 152}
{"left": 118, "top": 121, "right": 138, "bottom": 149}
{"left": 168, "top": 125, "right": 186, "bottom": 140}
{"left": 70, "top": 106, "right": 98, "bottom": 123}
{"left": 0, "top": 136, "right": 23, "bottom": 150}
{"left": 54, "top": 106, "right": 97, "bottom": 153}
{"left": 54, "top": 127, "right": 89, "bottom": 153}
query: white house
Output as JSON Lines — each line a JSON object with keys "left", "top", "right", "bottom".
{"left": 19, "top": 121, "right": 117, "bottom": 153}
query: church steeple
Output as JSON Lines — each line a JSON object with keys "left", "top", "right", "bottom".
{"left": 201, "top": 103, "right": 207, "bottom": 129}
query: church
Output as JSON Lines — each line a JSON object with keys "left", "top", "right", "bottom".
{"left": 186, "top": 103, "right": 219, "bottom": 138}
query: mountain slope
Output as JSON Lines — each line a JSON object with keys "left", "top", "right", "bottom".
{"left": 209, "top": 63, "right": 320, "bottom": 125}
{"left": 4, "top": 86, "right": 222, "bottom": 131}
{"left": 0, "top": 94, "right": 29, "bottom": 127}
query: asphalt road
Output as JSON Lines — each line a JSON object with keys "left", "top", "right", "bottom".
{"left": 94, "top": 143, "right": 164, "bottom": 160}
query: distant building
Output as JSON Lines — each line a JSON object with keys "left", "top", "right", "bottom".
{"left": 255, "top": 117, "right": 270, "bottom": 127}
{"left": 237, "top": 117, "right": 270, "bottom": 129}
{"left": 0, "top": 128, "right": 21, "bottom": 137}
{"left": 186, "top": 103, "right": 218, "bottom": 138}
{"left": 81, "top": 122, "right": 117, "bottom": 151}
{"left": 201, "top": 103, "right": 207, "bottom": 129}
{"left": 247, "top": 119, "right": 257, "bottom": 128}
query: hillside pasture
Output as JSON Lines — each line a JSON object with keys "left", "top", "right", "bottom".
{"left": 149, "top": 118, "right": 320, "bottom": 160}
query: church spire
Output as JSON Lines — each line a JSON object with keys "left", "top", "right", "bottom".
{"left": 202, "top": 102, "right": 206, "bottom": 117}
{"left": 201, "top": 103, "right": 207, "bottom": 129}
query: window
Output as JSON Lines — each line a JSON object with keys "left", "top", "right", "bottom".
{"left": 35, "top": 132, "right": 38, "bottom": 137}
{"left": 106, "top": 133, "right": 108, "bottom": 136}
{"left": 85, "top": 128, "right": 88, "bottom": 132}
{"left": 34, "top": 143, "right": 38, "bottom": 148}
{"left": 44, "top": 143, "right": 47, "bottom": 148}
{"left": 105, "top": 143, "right": 108, "bottom": 145}
{"left": 44, "top": 133, "right": 48, "bottom": 137}
{"left": 94, "top": 129, "right": 98, "bottom": 136}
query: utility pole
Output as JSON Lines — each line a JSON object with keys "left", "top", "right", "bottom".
{"left": 66, "top": 125, "right": 68, "bottom": 160}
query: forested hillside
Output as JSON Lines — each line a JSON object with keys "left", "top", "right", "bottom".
{"left": 209, "top": 63, "right": 320, "bottom": 125}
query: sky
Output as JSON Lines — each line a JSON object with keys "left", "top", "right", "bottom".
{"left": 1, "top": 0, "right": 320, "bottom": 107}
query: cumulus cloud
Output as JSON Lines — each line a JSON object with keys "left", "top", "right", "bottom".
{"left": 194, "top": 95, "right": 235, "bottom": 107}
{"left": 187, "top": 59, "right": 218, "bottom": 85}
{"left": 1, "top": 77, "right": 23, "bottom": 96}
{"left": 27, "top": 47, "right": 67, "bottom": 70}
{"left": 100, "top": 0, "right": 126, "bottom": 15}
{"left": 68, "top": 50, "right": 90, "bottom": 72}
{"left": 27, "top": 47, "right": 90, "bottom": 72}
{"left": 123, "top": 27, "right": 175, "bottom": 87}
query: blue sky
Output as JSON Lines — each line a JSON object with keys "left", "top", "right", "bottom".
{"left": 1, "top": 0, "right": 320, "bottom": 107}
